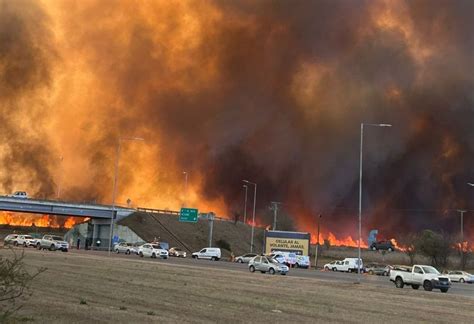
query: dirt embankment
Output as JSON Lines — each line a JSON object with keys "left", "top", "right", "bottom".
{"left": 119, "top": 212, "right": 264, "bottom": 256}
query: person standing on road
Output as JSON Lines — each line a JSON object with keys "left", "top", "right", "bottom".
{"left": 77, "top": 237, "right": 81, "bottom": 250}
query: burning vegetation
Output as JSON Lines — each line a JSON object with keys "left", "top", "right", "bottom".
{"left": 0, "top": 0, "right": 473, "bottom": 243}
{"left": 0, "top": 212, "right": 88, "bottom": 229}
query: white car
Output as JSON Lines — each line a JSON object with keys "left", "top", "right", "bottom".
{"left": 14, "top": 235, "right": 37, "bottom": 247}
{"left": 390, "top": 265, "right": 451, "bottom": 292}
{"left": 9, "top": 191, "right": 28, "bottom": 199}
{"left": 446, "top": 271, "right": 474, "bottom": 284}
{"left": 138, "top": 243, "right": 168, "bottom": 259}
{"left": 324, "top": 258, "right": 364, "bottom": 273}
{"left": 3, "top": 234, "right": 19, "bottom": 245}
{"left": 192, "top": 247, "right": 221, "bottom": 261}
{"left": 114, "top": 242, "right": 136, "bottom": 254}
{"left": 234, "top": 253, "right": 258, "bottom": 263}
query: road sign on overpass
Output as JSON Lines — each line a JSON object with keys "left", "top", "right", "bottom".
{"left": 179, "top": 208, "right": 198, "bottom": 223}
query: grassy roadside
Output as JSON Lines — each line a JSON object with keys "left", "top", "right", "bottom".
{"left": 1, "top": 249, "right": 473, "bottom": 323}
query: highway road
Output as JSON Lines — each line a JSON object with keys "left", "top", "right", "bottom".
{"left": 63, "top": 249, "right": 474, "bottom": 298}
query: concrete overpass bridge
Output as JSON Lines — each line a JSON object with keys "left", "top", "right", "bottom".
{"left": 0, "top": 196, "right": 136, "bottom": 248}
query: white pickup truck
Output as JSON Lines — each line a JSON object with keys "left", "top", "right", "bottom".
{"left": 37, "top": 235, "right": 69, "bottom": 252}
{"left": 390, "top": 265, "right": 451, "bottom": 292}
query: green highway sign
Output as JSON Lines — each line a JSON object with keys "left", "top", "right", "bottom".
{"left": 179, "top": 208, "right": 198, "bottom": 223}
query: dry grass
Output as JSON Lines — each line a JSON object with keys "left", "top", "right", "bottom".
{"left": 1, "top": 249, "right": 473, "bottom": 323}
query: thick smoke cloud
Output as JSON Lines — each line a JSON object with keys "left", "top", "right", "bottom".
{"left": 0, "top": 0, "right": 473, "bottom": 240}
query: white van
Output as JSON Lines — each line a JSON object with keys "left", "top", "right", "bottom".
{"left": 192, "top": 247, "right": 221, "bottom": 261}
{"left": 270, "top": 251, "right": 297, "bottom": 267}
{"left": 341, "top": 258, "right": 364, "bottom": 273}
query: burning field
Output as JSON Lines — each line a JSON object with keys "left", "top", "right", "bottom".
{"left": 0, "top": 0, "right": 473, "bottom": 243}
{"left": 0, "top": 212, "right": 88, "bottom": 229}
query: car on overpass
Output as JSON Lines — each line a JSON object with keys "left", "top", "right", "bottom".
{"left": 9, "top": 191, "right": 29, "bottom": 199}
{"left": 369, "top": 240, "right": 395, "bottom": 252}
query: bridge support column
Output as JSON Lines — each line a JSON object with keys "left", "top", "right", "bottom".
{"left": 92, "top": 223, "right": 99, "bottom": 250}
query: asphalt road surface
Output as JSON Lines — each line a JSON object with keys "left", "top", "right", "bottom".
{"left": 63, "top": 249, "right": 474, "bottom": 298}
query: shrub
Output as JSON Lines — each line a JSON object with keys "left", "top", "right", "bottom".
{"left": 415, "top": 230, "right": 452, "bottom": 268}
{"left": 0, "top": 249, "right": 46, "bottom": 320}
{"left": 323, "top": 239, "right": 331, "bottom": 250}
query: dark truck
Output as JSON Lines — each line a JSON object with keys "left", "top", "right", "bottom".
{"left": 369, "top": 240, "right": 395, "bottom": 252}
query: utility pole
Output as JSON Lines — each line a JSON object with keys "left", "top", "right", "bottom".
{"left": 208, "top": 212, "right": 215, "bottom": 247}
{"left": 314, "top": 214, "right": 322, "bottom": 270}
{"left": 458, "top": 209, "right": 466, "bottom": 269}
{"left": 243, "top": 185, "right": 248, "bottom": 223}
{"left": 270, "top": 202, "right": 281, "bottom": 230}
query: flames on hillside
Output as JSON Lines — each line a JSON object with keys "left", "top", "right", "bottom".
{"left": 0, "top": 212, "right": 89, "bottom": 229}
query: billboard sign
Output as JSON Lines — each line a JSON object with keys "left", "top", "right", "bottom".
{"left": 264, "top": 230, "right": 310, "bottom": 256}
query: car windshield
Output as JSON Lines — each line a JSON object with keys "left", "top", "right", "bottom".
{"left": 24, "top": 235, "right": 33, "bottom": 239}
{"left": 174, "top": 248, "right": 182, "bottom": 251}
{"left": 152, "top": 244, "right": 161, "bottom": 249}
{"left": 52, "top": 236, "right": 63, "bottom": 241}
{"left": 269, "top": 258, "right": 280, "bottom": 265}
{"left": 422, "top": 266, "right": 440, "bottom": 274}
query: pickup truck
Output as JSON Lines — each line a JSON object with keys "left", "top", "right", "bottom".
{"left": 37, "top": 235, "right": 69, "bottom": 252}
{"left": 390, "top": 265, "right": 450, "bottom": 292}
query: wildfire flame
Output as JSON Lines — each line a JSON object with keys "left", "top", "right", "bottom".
{"left": 0, "top": 212, "right": 89, "bottom": 229}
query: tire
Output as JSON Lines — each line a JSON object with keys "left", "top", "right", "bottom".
{"left": 139, "top": 252, "right": 144, "bottom": 258}
{"left": 37, "top": 243, "right": 41, "bottom": 249}
{"left": 411, "top": 285, "right": 420, "bottom": 290}
{"left": 371, "top": 246, "right": 376, "bottom": 251}
{"left": 369, "top": 270, "right": 374, "bottom": 275}
{"left": 440, "top": 288, "right": 449, "bottom": 293}
{"left": 395, "top": 277, "right": 404, "bottom": 288}
{"left": 152, "top": 253, "right": 156, "bottom": 259}
{"left": 211, "top": 257, "right": 217, "bottom": 261}
{"left": 50, "top": 244, "right": 56, "bottom": 251}
{"left": 13, "top": 241, "right": 18, "bottom": 246}
{"left": 332, "top": 268, "right": 336, "bottom": 272}
{"left": 192, "top": 255, "right": 197, "bottom": 259}
{"left": 126, "top": 250, "right": 130, "bottom": 255}
{"left": 249, "top": 265, "right": 255, "bottom": 273}
{"left": 238, "top": 259, "right": 243, "bottom": 263}
{"left": 423, "top": 280, "right": 433, "bottom": 292}
{"left": 115, "top": 249, "right": 119, "bottom": 254}
{"left": 383, "top": 271, "right": 388, "bottom": 276}
{"left": 324, "top": 266, "right": 329, "bottom": 271}
{"left": 388, "top": 247, "right": 393, "bottom": 252}
{"left": 460, "top": 278, "right": 465, "bottom": 283}
{"left": 269, "top": 268, "right": 276, "bottom": 275}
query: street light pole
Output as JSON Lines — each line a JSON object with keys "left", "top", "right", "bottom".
{"left": 57, "top": 155, "right": 63, "bottom": 199}
{"left": 314, "top": 214, "right": 322, "bottom": 270}
{"left": 183, "top": 171, "right": 188, "bottom": 207}
{"left": 270, "top": 201, "right": 281, "bottom": 230}
{"left": 243, "top": 180, "right": 257, "bottom": 253}
{"left": 243, "top": 185, "right": 248, "bottom": 223}
{"left": 108, "top": 137, "right": 145, "bottom": 256}
{"left": 358, "top": 123, "right": 391, "bottom": 282}
{"left": 457, "top": 209, "right": 466, "bottom": 269}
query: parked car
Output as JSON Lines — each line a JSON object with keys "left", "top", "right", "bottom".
{"left": 325, "top": 258, "right": 364, "bottom": 273}
{"left": 446, "top": 271, "right": 474, "bottom": 283}
{"left": 3, "top": 234, "right": 19, "bottom": 245}
{"left": 323, "top": 260, "right": 340, "bottom": 271}
{"left": 248, "top": 256, "right": 289, "bottom": 275}
{"left": 138, "top": 243, "right": 169, "bottom": 259}
{"left": 114, "top": 242, "right": 135, "bottom": 254}
{"left": 234, "top": 253, "right": 257, "bottom": 263}
{"left": 14, "top": 235, "right": 37, "bottom": 247}
{"left": 369, "top": 240, "right": 395, "bottom": 252}
{"left": 192, "top": 247, "right": 221, "bottom": 261}
{"left": 365, "top": 263, "right": 392, "bottom": 276}
{"left": 9, "top": 191, "right": 28, "bottom": 199}
{"left": 37, "top": 235, "right": 69, "bottom": 252}
{"left": 390, "top": 265, "right": 451, "bottom": 292}
{"left": 169, "top": 247, "right": 187, "bottom": 258}
{"left": 295, "top": 255, "right": 310, "bottom": 269}
{"left": 269, "top": 251, "right": 297, "bottom": 267}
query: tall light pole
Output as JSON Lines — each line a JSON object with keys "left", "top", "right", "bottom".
{"left": 57, "top": 155, "right": 63, "bottom": 199}
{"left": 243, "top": 180, "right": 257, "bottom": 253}
{"left": 243, "top": 184, "right": 248, "bottom": 223}
{"left": 358, "top": 123, "right": 391, "bottom": 281}
{"left": 270, "top": 201, "right": 281, "bottom": 230}
{"left": 314, "top": 214, "right": 322, "bottom": 270}
{"left": 108, "top": 137, "right": 145, "bottom": 255}
{"left": 183, "top": 171, "right": 188, "bottom": 207}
